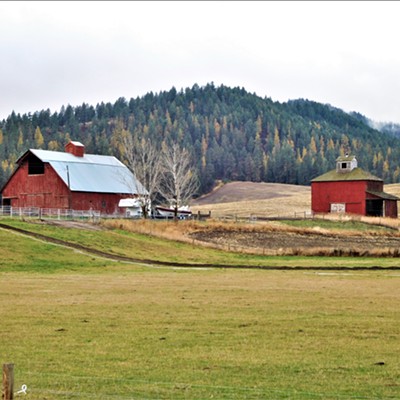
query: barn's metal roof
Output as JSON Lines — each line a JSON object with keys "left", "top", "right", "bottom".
{"left": 27, "top": 149, "right": 148, "bottom": 195}
{"left": 311, "top": 168, "right": 382, "bottom": 183}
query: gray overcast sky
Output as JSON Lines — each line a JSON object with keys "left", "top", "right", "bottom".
{"left": 1, "top": 1, "right": 400, "bottom": 123}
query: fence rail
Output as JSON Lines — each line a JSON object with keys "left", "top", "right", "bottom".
{"left": 0, "top": 205, "right": 316, "bottom": 223}
{"left": 217, "top": 210, "right": 314, "bottom": 222}
{"left": 0, "top": 206, "right": 102, "bottom": 221}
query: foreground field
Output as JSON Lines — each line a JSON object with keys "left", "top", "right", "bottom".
{"left": 1, "top": 218, "right": 400, "bottom": 398}
{"left": 2, "top": 266, "right": 400, "bottom": 399}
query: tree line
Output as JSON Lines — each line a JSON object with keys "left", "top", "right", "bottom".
{"left": 1, "top": 83, "right": 400, "bottom": 197}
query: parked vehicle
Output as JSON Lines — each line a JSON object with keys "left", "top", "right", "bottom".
{"left": 154, "top": 205, "right": 192, "bottom": 219}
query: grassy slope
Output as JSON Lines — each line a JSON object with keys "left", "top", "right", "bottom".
{"left": 2, "top": 217, "right": 400, "bottom": 268}
{"left": 0, "top": 224, "right": 112, "bottom": 272}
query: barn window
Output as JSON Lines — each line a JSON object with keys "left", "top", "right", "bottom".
{"left": 28, "top": 159, "right": 45, "bottom": 175}
{"left": 341, "top": 162, "right": 348, "bottom": 170}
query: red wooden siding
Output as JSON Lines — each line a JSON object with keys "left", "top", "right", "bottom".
{"left": 70, "top": 192, "right": 129, "bottom": 214}
{"left": 311, "top": 180, "right": 369, "bottom": 215}
{"left": 312, "top": 179, "right": 397, "bottom": 218}
{"left": 385, "top": 199, "right": 398, "bottom": 218}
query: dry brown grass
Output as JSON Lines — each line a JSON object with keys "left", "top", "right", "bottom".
{"left": 385, "top": 183, "right": 400, "bottom": 198}
{"left": 191, "top": 181, "right": 311, "bottom": 218}
{"left": 102, "top": 216, "right": 400, "bottom": 240}
{"left": 320, "top": 212, "right": 400, "bottom": 231}
{"left": 191, "top": 192, "right": 311, "bottom": 218}
{"left": 102, "top": 218, "right": 200, "bottom": 242}
{"left": 101, "top": 216, "right": 400, "bottom": 258}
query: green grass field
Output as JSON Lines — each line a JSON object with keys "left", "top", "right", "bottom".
{"left": 1, "top": 219, "right": 400, "bottom": 399}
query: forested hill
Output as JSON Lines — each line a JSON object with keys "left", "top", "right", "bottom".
{"left": 1, "top": 83, "right": 400, "bottom": 195}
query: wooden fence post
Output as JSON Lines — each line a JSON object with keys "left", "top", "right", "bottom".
{"left": 3, "top": 363, "right": 14, "bottom": 400}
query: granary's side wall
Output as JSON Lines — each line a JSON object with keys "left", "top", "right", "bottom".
{"left": 366, "top": 181, "right": 384, "bottom": 192}
{"left": 311, "top": 180, "right": 368, "bottom": 215}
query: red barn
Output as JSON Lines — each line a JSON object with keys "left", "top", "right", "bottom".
{"left": 311, "top": 154, "right": 399, "bottom": 218}
{"left": 1, "top": 141, "right": 147, "bottom": 214}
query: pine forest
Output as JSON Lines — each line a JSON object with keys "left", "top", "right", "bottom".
{"left": 1, "top": 83, "right": 399, "bottom": 196}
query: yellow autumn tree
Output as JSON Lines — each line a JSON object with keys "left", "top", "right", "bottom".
{"left": 34, "top": 126, "right": 44, "bottom": 148}
{"left": 273, "top": 127, "right": 280, "bottom": 148}
{"left": 17, "top": 129, "right": 24, "bottom": 150}
{"left": 309, "top": 136, "right": 317, "bottom": 154}
{"left": 48, "top": 140, "right": 59, "bottom": 151}
{"left": 201, "top": 136, "right": 208, "bottom": 169}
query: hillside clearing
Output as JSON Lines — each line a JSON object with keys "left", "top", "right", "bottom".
{"left": 191, "top": 181, "right": 311, "bottom": 218}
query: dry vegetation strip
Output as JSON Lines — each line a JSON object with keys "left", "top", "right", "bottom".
{"left": 101, "top": 217, "right": 400, "bottom": 258}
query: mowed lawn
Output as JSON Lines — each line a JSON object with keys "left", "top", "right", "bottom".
{"left": 1, "top": 228, "right": 400, "bottom": 399}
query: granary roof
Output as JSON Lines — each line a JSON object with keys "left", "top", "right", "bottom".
{"left": 366, "top": 190, "right": 400, "bottom": 201}
{"left": 20, "top": 149, "right": 148, "bottom": 195}
{"left": 311, "top": 167, "right": 383, "bottom": 183}
{"left": 336, "top": 154, "right": 356, "bottom": 162}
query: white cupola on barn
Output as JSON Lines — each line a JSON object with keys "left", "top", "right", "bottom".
{"left": 336, "top": 154, "right": 357, "bottom": 174}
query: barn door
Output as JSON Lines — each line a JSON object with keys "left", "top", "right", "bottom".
{"left": 366, "top": 199, "right": 383, "bottom": 217}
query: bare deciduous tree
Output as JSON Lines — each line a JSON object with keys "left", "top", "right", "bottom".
{"left": 159, "top": 142, "right": 199, "bottom": 218}
{"left": 122, "top": 133, "right": 163, "bottom": 218}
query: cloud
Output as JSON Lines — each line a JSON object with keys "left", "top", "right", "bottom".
{"left": 1, "top": 1, "right": 400, "bottom": 122}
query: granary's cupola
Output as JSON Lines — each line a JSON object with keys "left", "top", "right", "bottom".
{"left": 65, "top": 141, "right": 85, "bottom": 157}
{"left": 336, "top": 154, "right": 357, "bottom": 173}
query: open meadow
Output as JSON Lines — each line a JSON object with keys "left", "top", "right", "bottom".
{"left": 1, "top": 213, "right": 400, "bottom": 399}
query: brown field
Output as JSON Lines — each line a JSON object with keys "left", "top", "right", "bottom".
{"left": 191, "top": 181, "right": 312, "bottom": 218}
{"left": 385, "top": 183, "right": 400, "bottom": 198}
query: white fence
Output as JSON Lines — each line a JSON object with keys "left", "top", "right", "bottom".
{"left": 0, "top": 206, "right": 315, "bottom": 222}
{"left": 0, "top": 206, "right": 102, "bottom": 221}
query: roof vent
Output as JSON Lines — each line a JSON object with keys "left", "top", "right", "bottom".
{"left": 65, "top": 141, "right": 85, "bottom": 157}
